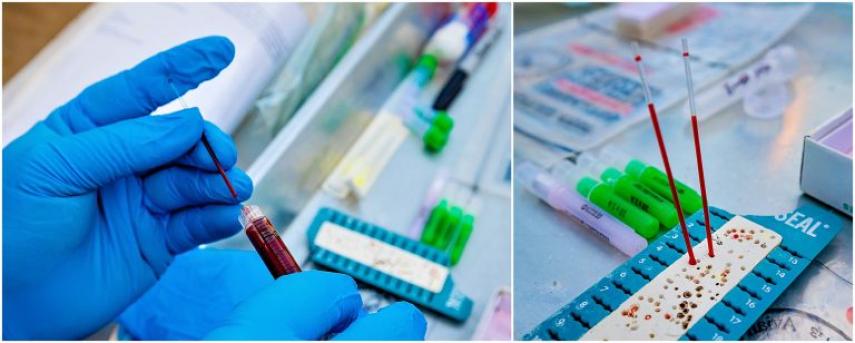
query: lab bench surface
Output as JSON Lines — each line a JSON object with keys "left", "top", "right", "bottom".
{"left": 513, "top": 4, "right": 853, "bottom": 340}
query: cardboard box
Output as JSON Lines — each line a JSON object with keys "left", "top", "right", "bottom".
{"left": 800, "top": 108, "right": 853, "bottom": 216}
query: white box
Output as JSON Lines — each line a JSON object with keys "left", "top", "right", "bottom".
{"left": 800, "top": 108, "right": 853, "bottom": 216}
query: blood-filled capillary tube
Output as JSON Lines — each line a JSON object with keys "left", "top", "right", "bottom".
{"left": 241, "top": 205, "right": 302, "bottom": 278}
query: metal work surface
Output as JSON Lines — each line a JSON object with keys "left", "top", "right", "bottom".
{"left": 513, "top": 4, "right": 853, "bottom": 339}
{"left": 220, "top": 4, "right": 512, "bottom": 340}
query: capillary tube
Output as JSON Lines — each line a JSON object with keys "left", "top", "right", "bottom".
{"left": 631, "top": 42, "right": 696, "bottom": 265}
{"left": 681, "top": 38, "right": 714, "bottom": 257}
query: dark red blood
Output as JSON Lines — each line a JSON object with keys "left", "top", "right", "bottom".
{"left": 646, "top": 103, "right": 696, "bottom": 265}
{"left": 201, "top": 134, "right": 237, "bottom": 198}
{"left": 688, "top": 52, "right": 713, "bottom": 256}
{"left": 246, "top": 217, "right": 302, "bottom": 278}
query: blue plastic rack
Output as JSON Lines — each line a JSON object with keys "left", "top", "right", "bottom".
{"left": 524, "top": 202, "right": 845, "bottom": 340}
{"left": 307, "top": 207, "right": 474, "bottom": 322}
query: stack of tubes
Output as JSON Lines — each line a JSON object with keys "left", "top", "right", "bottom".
{"left": 517, "top": 38, "right": 715, "bottom": 261}
{"left": 397, "top": 2, "right": 498, "bottom": 153}
{"left": 516, "top": 153, "right": 703, "bottom": 257}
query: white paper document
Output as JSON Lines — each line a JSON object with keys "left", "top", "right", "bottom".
{"left": 4, "top": 3, "right": 308, "bottom": 146}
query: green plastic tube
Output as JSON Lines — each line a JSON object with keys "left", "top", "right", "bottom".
{"left": 576, "top": 177, "right": 660, "bottom": 239}
{"left": 416, "top": 53, "right": 439, "bottom": 82}
{"left": 423, "top": 125, "right": 449, "bottom": 153}
{"left": 437, "top": 206, "right": 464, "bottom": 249}
{"left": 625, "top": 160, "right": 703, "bottom": 214}
{"left": 421, "top": 200, "right": 449, "bottom": 246}
{"left": 601, "top": 168, "right": 679, "bottom": 230}
{"left": 449, "top": 214, "right": 474, "bottom": 266}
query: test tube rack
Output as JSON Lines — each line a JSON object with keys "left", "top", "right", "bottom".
{"left": 306, "top": 207, "right": 473, "bottom": 322}
{"left": 524, "top": 201, "right": 844, "bottom": 340}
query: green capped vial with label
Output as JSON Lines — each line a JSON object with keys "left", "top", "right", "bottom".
{"left": 576, "top": 177, "right": 659, "bottom": 239}
{"left": 601, "top": 168, "right": 679, "bottom": 230}
{"left": 625, "top": 160, "right": 703, "bottom": 214}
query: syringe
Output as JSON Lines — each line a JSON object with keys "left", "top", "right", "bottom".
{"left": 516, "top": 162, "right": 647, "bottom": 256}
{"left": 240, "top": 205, "right": 301, "bottom": 278}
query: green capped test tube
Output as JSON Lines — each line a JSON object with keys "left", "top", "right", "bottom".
{"left": 601, "top": 168, "right": 679, "bottom": 230}
{"left": 625, "top": 160, "right": 703, "bottom": 214}
{"left": 420, "top": 199, "right": 474, "bottom": 265}
{"left": 576, "top": 177, "right": 660, "bottom": 239}
{"left": 437, "top": 206, "right": 464, "bottom": 249}
{"left": 421, "top": 199, "right": 449, "bottom": 246}
{"left": 448, "top": 214, "right": 474, "bottom": 265}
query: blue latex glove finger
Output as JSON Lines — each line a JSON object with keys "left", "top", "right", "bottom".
{"left": 332, "top": 302, "right": 427, "bottom": 341}
{"left": 22, "top": 109, "right": 204, "bottom": 196}
{"left": 43, "top": 36, "right": 234, "bottom": 135}
{"left": 164, "top": 205, "right": 244, "bottom": 256}
{"left": 118, "top": 249, "right": 274, "bottom": 340}
{"left": 206, "top": 271, "right": 363, "bottom": 340}
{"left": 175, "top": 121, "right": 239, "bottom": 172}
{"left": 3, "top": 36, "right": 246, "bottom": 340}
{"left": 143, "top": 166, "right": 252, "bottom": 213}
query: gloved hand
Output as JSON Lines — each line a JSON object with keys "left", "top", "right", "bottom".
{"left": 117, "top": 248, "right": 275, "bottom": 340}
{"left": 206, "top": 271, "right": 427, "bottom": 340}
{"left": 117, "top": 249, "right": 427, "bottom": 341}
{"left": 2, "top": 36, "right": 252, "bottom": 339}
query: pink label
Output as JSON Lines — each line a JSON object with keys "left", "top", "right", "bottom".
{"left": 553, "top": 79, "right": 633, "bottom": 115}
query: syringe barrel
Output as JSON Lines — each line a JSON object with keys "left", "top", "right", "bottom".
{"left": 242, "top": 205, "right": 302, "bottom": 278}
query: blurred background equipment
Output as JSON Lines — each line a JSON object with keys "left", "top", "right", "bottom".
{"left": 3, "top": 3, "right": 310, "bottom": 144}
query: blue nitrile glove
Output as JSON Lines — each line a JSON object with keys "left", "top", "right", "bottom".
{"left": 119, "top": 248, "right": 426, "bottom": 340}
{"left": 117, "top": 248, "right": 275, "bottom": 340}
{"left": 2, "top": 36, "right": 252, "bottom": 340}
{"left": 206, "top": 271, "right": 427, "bottom": 340}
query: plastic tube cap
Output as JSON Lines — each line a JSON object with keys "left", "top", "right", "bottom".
{"left": 485, "top": 2, "right": 498, "bottom": 17}
{"left": 515, "top": 163, "right": 540, "bottom": 191}
{"left": 576, "top": 177, "right": 599, "bottom": 197}
{"left": 417, "top": 54, "right": 439, "bottom": 80}
{"left": 601, "top": 167, "right": 624, "bottom": 182}
{"left": 765, "top": 45, "right": 799, "bottom": 82}
{"left": 516, "top": 162, "right": 553, "bottom": 198}
{"left": 625, "top": 159, "right": 648, "bottom": 178}
{"left": 432, "top": 111, "right": 454, "bottom": 132}
{"left": 423, "top": 126, "right": 449, "bottom": 152}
